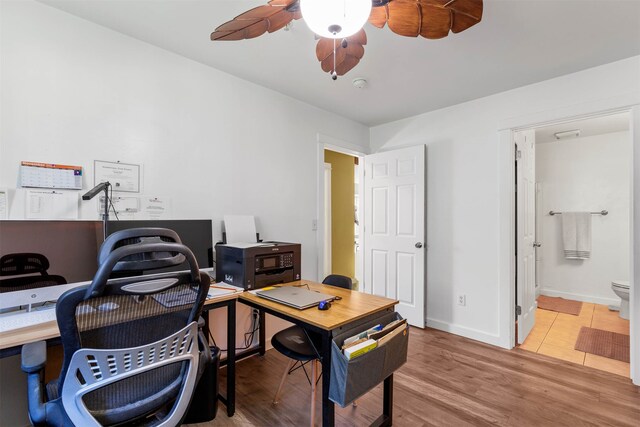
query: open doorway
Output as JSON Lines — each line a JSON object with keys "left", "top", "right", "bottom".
{"left": 323, "top": 149, "right": 362, "bottom": 289}
{"left": 515, "top": 112, "right": 632, "bottom": 377}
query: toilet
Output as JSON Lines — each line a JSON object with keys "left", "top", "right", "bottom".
{"left": 611, "top": 280, "right": 630, "bottom": 320}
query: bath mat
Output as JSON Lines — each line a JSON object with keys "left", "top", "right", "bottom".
{"left": 537, "top": 295, "right": 582, "bottom": 316}
{"left": 575, "top": 327, "right": 630, "bottom": 363}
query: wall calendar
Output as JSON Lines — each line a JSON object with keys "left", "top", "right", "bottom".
{"left": 20, "top": 161, "right": 83, "bottom": 190}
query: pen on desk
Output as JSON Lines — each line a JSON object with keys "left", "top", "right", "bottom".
{"left": 210, "top": 285, "right": 238, "bottom": 291}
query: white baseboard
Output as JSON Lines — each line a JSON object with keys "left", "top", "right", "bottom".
{"left": 426, "top": 318, "right": 505, "bottom": 348}
{"left": 540, "top": 288, "right": 619, "bottom": 306}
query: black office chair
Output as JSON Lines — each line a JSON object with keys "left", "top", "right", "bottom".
{"left": 21, "top": 228, "right": 212, "bottom": 426}
{"left": 0, "top": 253, "right": 67, "bottom": 293}
{"left": 271, "top": 275, "right": 353, "bottom": 427}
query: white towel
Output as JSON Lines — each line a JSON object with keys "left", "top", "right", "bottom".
{"left": 562, "top": 212, "right": 591, "bottom": 259}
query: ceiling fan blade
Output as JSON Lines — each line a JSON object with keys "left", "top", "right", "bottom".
{"left": 317, "top": 29, "right": 367, "bottom": 76}
{"left": 349, "top": 28, "right": 368, "bottom": 46}
{"left": 213, "top": 18, "right": 261, "bottom": 34}
{"left": 320, "top": 48, "right": 347, "bottom": 72}
{"left": 268, "top": 0, "right": 298, "bottom": 6}
{"left": 419, "top": 4, "right": 451, "bottom": 39}
{"left": 445, "top": 0, "right": 483, "bottom": 22}
{"left": 368, "top": 4, "right": 388, "bottom": 28}
{"left": 387, "top": 1, "right": 422, "bottom": 37}
{"left": 450, "top": 8, "right": 482, "bottom": 33}
{"left": 316, "top": 38, "right": 334, "bottom": 62}
{"left": 316, "top": 29, "right": 367, "bottom": 62}
{"left": 346, "top": 43, "right": 365, "bottom": 59}
{"left": 212, "top": 19, "right": 269, "bottom": 40}
{"left": 267, "top": 9, "right": 296, "bottom": 33}
{"left": 211, "top": 0, "right": 301, "bottom": 41}
{"left": 335, "top": 55, "right": 361, "bottom": 76}
{"left": 419, "top": 0, "right": 483, "bottom": 35}
{"left": 243, "top": 20, "right": 270, "bottom": 39}
{"left": 235, "top": 5, "right": 283, "bottom": 20}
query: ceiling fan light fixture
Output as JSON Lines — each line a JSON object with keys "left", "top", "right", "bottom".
{"left": 300, "top": 0, "right": 372, "bottom": 39}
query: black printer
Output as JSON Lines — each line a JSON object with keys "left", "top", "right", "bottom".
{"left": 215, "top": 242, "right": 301, "bottom": 290}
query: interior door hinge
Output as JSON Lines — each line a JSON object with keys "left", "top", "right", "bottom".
{"left": 516, "top": 305, "right": 522, "bottom": 316}
{"left": 515, "top": 150, "right": 522, "bottom": 161}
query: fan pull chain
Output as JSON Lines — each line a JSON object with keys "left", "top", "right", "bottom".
{"left": 331, "top": 37, "right": 337, "bottom": 80}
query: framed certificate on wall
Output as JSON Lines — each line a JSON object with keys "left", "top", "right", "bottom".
{"left": 94, "top": 160, "right": 141, "bottom": 193}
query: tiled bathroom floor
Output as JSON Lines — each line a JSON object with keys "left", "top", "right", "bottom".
{"left": 519, "top": 302, "right": 630, "bottom": 377}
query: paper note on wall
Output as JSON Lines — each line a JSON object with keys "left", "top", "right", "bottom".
{"left": 142, "top": 196, "right": 170, "bottom": 219}
{"left": 224, "top": 215, "right": 257, "bottom": 244}
{"left": 0, "top": 189, "right": 8, "bottom": 219}
{"left": 25, "top": 190, "right": 78, "bottom": 219}
{"left": 98, "top": 195, "right": 140, "bottom": 215}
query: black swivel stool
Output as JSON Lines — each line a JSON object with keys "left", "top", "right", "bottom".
{"left": 271, "top": 275, "right": 353, "bottom": 427}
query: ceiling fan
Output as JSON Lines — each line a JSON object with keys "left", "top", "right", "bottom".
{"left": 211, "top": 0, "right": 483, "bottom": 80}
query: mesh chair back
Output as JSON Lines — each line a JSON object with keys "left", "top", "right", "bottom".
{"left": 0, "top": 253, "right": 67, "bottom": 292}
{"left": 54, "top": 228, "right": 209, "bottom": 426}
{"left": 0, "top": 252, "right": 50, "bottom": 276}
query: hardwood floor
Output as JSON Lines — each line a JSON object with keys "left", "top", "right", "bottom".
{"left": 190, "top": 327, "right": 640, "bottom": 427}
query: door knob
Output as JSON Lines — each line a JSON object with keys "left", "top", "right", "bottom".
{"left": 533, "top": 242, "right": 541, "bottom": 248}
{"left": 415, "top": 242, "right": 423, "bottom": 249}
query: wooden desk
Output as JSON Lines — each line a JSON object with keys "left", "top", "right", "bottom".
{"left": 0, "top": 291, "right": 240, "bottom": 417}
{"left": 239, "top": 280, "right": 398, "bottom": 427}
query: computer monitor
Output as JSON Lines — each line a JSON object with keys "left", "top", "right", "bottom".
{"left": 0, "top": 220, "right": 103, "bottom": 293}
{"left": 105, "top": 220, "right": 214, "bottom": 274}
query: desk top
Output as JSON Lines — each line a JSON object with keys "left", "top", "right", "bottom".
{"left": 239, "top": 280, "right": 398, "bottom": 331}
{"left": 0, "top": 290, "right": 239, "bottom": 352}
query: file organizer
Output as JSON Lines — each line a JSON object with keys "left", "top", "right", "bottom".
{"left": 329, "top": 311, "right": 409, "bottom": 407}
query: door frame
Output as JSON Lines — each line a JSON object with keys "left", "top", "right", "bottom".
{"left": 316, "top": 134, "right": 368, "bottom": 284}
{"left": 498, "top": 94, "right": 639, "bottom": 385}
{"left": 323, "top": 162, "right": 332, "bottom": 278}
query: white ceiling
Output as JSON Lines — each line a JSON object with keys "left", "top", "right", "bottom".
{"left": 38, "top": 0, "right": 640, "bottom": 126}
{"left": 536, "top": 111, "right": 630, "bottom": 144}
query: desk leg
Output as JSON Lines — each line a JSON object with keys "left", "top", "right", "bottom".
{"left": 383, "top": 374, "right": 393, "bottom": 420}
{"left": 226, "top": 301, "right": 236, "bottom": 416}
{"left": 320, "top": 333, "right": 335, "bottom": 427}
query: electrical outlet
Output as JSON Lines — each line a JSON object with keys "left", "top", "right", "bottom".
{"left": 457, "top": 294, "right": 466, "bottom": 306}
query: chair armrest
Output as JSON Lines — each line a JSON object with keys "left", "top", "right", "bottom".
{"left": 21, "top": 341, "right": 47, "bottom": 373}
{"left": 21, "top": 341, "right": 48, "bottom": 425}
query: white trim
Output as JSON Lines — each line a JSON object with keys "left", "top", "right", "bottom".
{"left": 498, "top": 129, "right": 516, "bottom": 349}
{"left": 317, "top": 133, "right": 370, "bottom": 156}
{"left": 539, "top": 289, "right": 619, "bottom": 307}
{"left": 498, "top": 92, "right": 640, "bottom": 130}
{"left": 631, "top": 105, "right": 640, "bottom": 385}
{"left": 323, "top": 163, "right": 332, "bottom": 279}
{"left": 427, "top": 318, "right": 503, "bottom": 348}
{"left": 316, "top": 134, "right": 367, "bottom": 283}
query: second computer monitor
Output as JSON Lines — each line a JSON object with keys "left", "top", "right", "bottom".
{"left": 105, "top": 219, "right": 214, "bottom": 273}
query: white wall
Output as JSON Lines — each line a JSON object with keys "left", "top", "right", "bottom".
{"left": 0, "top": 2, "right": 369, "bottom": 425}
{"left": 536, "top": 131, "right": 631, "bottom": 305}
{"left": 370, "top": 56, "right": 640, "bottom": 347}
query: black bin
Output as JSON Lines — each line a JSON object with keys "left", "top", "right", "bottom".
{"left": 184, "top": 345, "right": 220, "bottom": 423}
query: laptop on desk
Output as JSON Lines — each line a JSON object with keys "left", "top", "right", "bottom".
{"left": 256, "top": 287, "right": 335, "bottom": 310}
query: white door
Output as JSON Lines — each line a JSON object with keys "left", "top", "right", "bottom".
{"left": 516, "top": 129, "right": 536, "bottom": 344}
{"left": 363, "top": 145, "right": 425, "bottom": 327}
